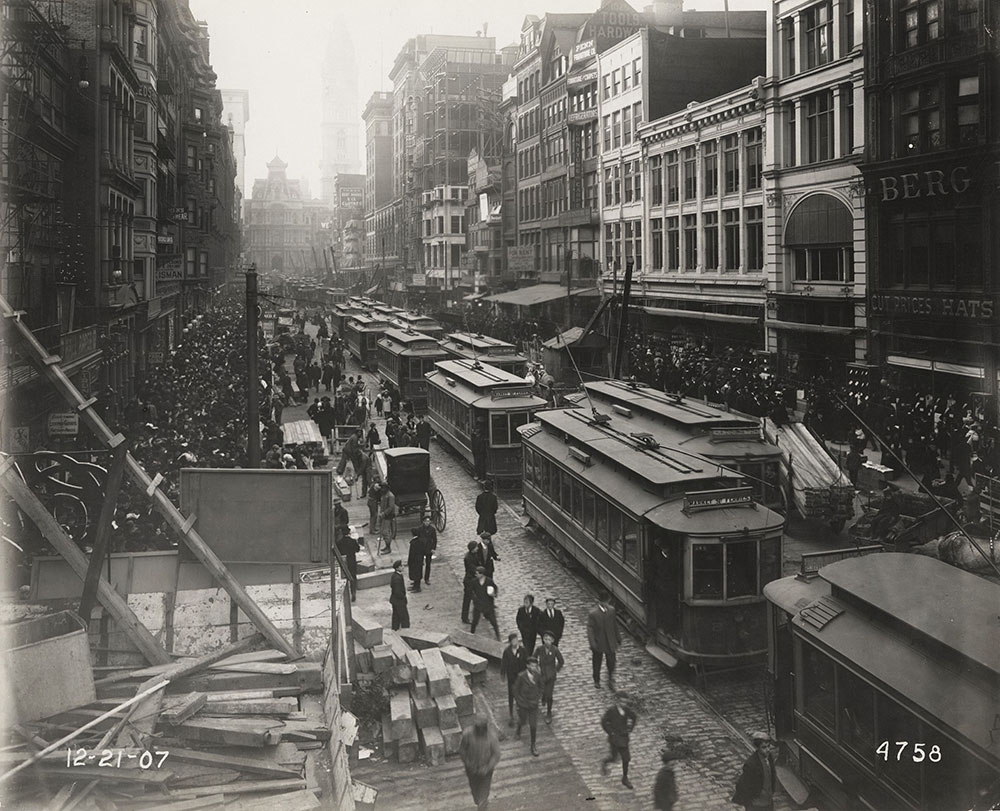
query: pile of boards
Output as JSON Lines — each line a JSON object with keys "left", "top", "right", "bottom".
{"left": 764, "top": 418, "right": 855, "bottom": 525}
{"left": 3, "top": 636, "right": 332, "bottom": 811}
{"left": 351, "top": 610, "right": 488, "bottom": 766}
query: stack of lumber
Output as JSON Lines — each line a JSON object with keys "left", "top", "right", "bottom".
{"left": 764, "top": 418, "right": 855, "bottom": 524}
{"left": 349, "top": 610, "right": 486, "bottom": 765}
{"left": 2, "top": 637, "right": 331, "bottom": 810}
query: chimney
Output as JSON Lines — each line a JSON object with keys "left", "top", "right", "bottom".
{"left": 647, "top": 0, "right": 683, "bottom": 28}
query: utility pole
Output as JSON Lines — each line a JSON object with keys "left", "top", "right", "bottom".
{"left": 612, "top": 259, "right": 634, "bottom": 379}
{"left": 246, "top": 264, "right": 260, "bottom": 467}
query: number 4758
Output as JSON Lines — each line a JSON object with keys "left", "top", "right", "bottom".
{"left": 876, "top": 741, "right": 942, "bottom": 762}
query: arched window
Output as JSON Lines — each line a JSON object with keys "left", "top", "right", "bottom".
{"left": 785, "top": 193, "right": 853, "bottom": 283}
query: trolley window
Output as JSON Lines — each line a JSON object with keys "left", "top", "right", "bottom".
{"left": 583, "top": 489, "right": 596, "bottom": 534}
{"left": 622, "top": 517, "right": 639, "bottom": 571}
{"left": 802, "top": 644, "right": 836, "bottom": 734}
{"left": 692, "top": 544, "right": 723, "bottom": 599}
{"left": 838, "top": 667, "right": 876, "bottom": 762}
{"left": 609, "top": 509, "right": 622, "bottom": 558}
{"left": 524, "top": 448, "right": 534, "bottom": 485}
{"left": 692, "top": 540, "right": 762, "bottom": 600}
{"left": 560, "top": 469, "right": 572, "bottom": 513}
{"left": 727, "top": 542, "right": 758, "bottom": 597}
{"left": 596, "top": 499, "right": 609, "bottom": 545}
{"left": 570, "top": 481, "right": 583, "bottom": 522}
{"left": 491, "top": 414, "right": 510, "bottom": 446}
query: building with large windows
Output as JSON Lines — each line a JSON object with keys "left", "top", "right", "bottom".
{"left": 637, "top": 87, "right": 767, "bottom": 349}
{"left": 363, "top": 91, "right": 394, "bottom": 266}
{"left": 761, "top": 0, "right": 866, "bottom": 384}
{"left": 860, "top": 0, "right": 997, "bottom": 407}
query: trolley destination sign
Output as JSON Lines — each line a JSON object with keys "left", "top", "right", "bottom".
{"left": 683, "top": 487, "right": 754, "bottom": 513}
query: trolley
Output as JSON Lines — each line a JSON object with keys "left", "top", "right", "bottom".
{"left": 520, "top": 406, "right": 784, "bottom": 670}
{"left": 438, "top": 332, "right": 529, "bottom": 377}
{"left": 373, "top": 447, "right": 447, "bottom": 533}
{"left": 345, "top": 313, "right": 393, "bottom": 370}
{"left": 764, "top": 553, "right": 1000, "bottom": 811}
{"left": 376, "top": 328, "right": 450, "bottom": 414}
{"left": 580, "top": 380, "right": 784, "bottom": 510}
{"left": 391, "top": 311, "right": 444, "bottom": 338}
{"left": 426, "top": 359, "right": 547, "bottom": 483}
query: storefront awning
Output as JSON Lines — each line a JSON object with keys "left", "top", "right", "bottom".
{"left": 887, "top": 355, "right": 984, "bottom": 379}
{"left": 483, "top": 284, "right": 598, "bottom": 306}
{"left": 767, "top": 319, "right": 856, "bottom": 336}
{"left": 462, "top": 292, "right": 488, "bottom": 301}
{"left": 642, "top": 306, "right": 759, "bottom": 325}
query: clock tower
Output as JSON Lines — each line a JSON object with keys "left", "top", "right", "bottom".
{"left": 320, "top": 25, "right": 362, "bottom": 205}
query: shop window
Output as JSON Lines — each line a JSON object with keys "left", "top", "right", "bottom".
{"left": 793, "top": 247, "right": 851, "bottom": 282}
{"left": 802, "top": 645, "right": 836, "bottom": 733}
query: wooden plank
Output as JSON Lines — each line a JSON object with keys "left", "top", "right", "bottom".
{"left": 33, "top": 765, "right": 174, "bottom": 784}
{"left": 202, "top": 697, "right": 298, "bottom": 716}
{"left": 78, "top": 444, "right": 127, "bottom": 624}
{"left": 160, "top": 693, "right": 207, "bottom": 726}
{"left": 389, "top": 691, "right": 414, "bottom": 740}
{"left": 397, "top": 629, "right": 450, "bottom": 650}
{"left": 164, "top": 766, "right": 241, "bottom": 790}
{"left": 404, "top": 649, "right": 426, "bottom": 683}
{"left": 434, "top": 694, "right": 458, "bottom": 730}
{"left": 448, "top": 629, "right": 504, "bottom": 661}
{"left": 227, "top": 789, "right": 320, "bottom": 811}
{"left": 418, "top": 726, "right": 445, "bottom": 766}
{"left": 167, "top": 717, "right": 283, "bottom": 747}
{"left": 350, "top": 610, "right": 383, "bottom": 649}
{"left": 411, "top": 695, "right": 438, "bottom": 730}
{"left": 419, "top": 648, "right": 450, "bottom": 698}
{"left": 171, "top": 663, "right": 322, "bottom": 695}
{"left": 446, "top": 665, "right": 474, "bottom": 717}
{"left": 165, "top": 749, "right": 303, "bottom": 780}
{"left": 370, "top": 645, "right": 393, "bottom": 674}
{"left": 209, "top": 662, "right": 297, "bottom": 675}
{"left": 166, "top": 779, "right": 307, "bottom": 800}
{"left": 439, "top": 644, "right": 488, "bottom": 674}
{"left": 0, "top": 471, "right": 171, "bottom": 666}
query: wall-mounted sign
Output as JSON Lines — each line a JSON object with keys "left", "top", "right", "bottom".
{"left": 877, "top": 165, "right": 972, "bottom": 202}
{"left": 47, "top": 412, "right": 80, "bottom": 437}
{"left": 573, "top": 40, "right": 596, "bottom": 62}
{"left": 156, "top": 260, "right": 184, "bottom": 282}
{"left": 568, "top": 110, "right": 598, "bottom": 125}
{"left": 148, "top": 351, "right": 164, "bottom": 365}
{"left": 171, "top": 208, "right": 189, "bottom": 221}
{"left": 568, "top": 69, "right": 599, "bottom": 87}
{"left": 870, "top": 293, "right": 994, "bottom": 321}
{"left": 507, "top": 246, "right": 536, "bottom": 272}
{"left": 156, "top": 235, "right": 174, "bottom": 245}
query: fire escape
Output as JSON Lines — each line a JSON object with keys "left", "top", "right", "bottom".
{"left": 0, "top": 0, "right": 72, "bottom": 351}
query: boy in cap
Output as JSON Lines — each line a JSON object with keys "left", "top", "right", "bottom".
{"left": 500, "top": 632, "right": 528, "bottom": 727}
{"left": 600, "top": 691, "right": 637, "bottom": 789}
{"left": 513, "top": 657, "right": 542, "bottom": 756}
{"left": 732, "top": 731, "right": 777, "bottom": 811}
{"left": 470, "top": 566, "right": 500, "bottom": 641}
{"left": 534, "top": 630, "right": 564, "bottom": 724}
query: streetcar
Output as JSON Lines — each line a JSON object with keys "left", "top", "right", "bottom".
{"left": 579, "top": 380, "right": 784, "bottom": 510}
{"left": 426, "top": 359, "right": 547, "bottom": 484}
{"left": 345, "top": 313, "right": 393, "bottom": 370}
{"left": 764, "top": 553, "right": 1000, "bottom": 811}
{"left": 323, "top": 287, "right": 349, "bottom": 307}
{"left": 376, "top": 328, "right": 451, "bottom": 413}
{"left": 332, "top": 302, "right": 368, "bottom": 340}
{"left": 520, "top": 406, "right": 784, "bottom": 670}
{"left": 391, "top": 311, "right": 444, "bottom": 338}
{"left": 438, "top": 332, "right": 529, "bottom": 377}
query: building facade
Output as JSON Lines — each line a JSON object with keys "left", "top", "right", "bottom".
{"left": 331, "top": 172, "right": 365, "bottom": 269}
{"left": 244, "top": 157, "right": 331, "bottom": 276}
{"left": 221, "top": 88, "right": 250, "bottom": 201}
{"left": 637, "top": 89, "right": 767, "bottom": 349}
{"left": 363, "top": 91, "right": 393, "bottom": 265}
{"left": 861, "top": 0, "right": 998, "bottom": 407}
{"left": 761, "top": 0, "right": 866, "bottom": 384}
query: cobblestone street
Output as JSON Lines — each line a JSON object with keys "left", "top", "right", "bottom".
{"left": 330, "top": 358, "right": 799, "bottom": 811}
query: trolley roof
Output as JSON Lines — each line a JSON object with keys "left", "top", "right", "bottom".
{"left": 430, "top": 359, "right": 534, "bottom": 390}
{"left": 781, "top": 554, "right": 1000, "bottom": 759}
{"left": 392, "top": 313, "right": 442, "bottom": 330}
{"left": 441, "top": 332, "right": 523, "bottom": 357}
{"left": 585, "top": 381, "right": 762, "bottom": 430}
{"left": 378, "top": 329, "right": 450, "bottom": 355}
{"left": 821, "top": 554, "right": 1000, "bottom": 675}
{"left": 347, "top": 314, "right": 393, "bottom": 329}
{"left": 426, "top": 362, "right": 547, "bottom": 410}
{"left": 529, "top": 408, "right": 744, "bottom": 489}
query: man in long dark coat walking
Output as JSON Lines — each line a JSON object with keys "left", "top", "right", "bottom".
{"left": 588, "top": 590, "right": 621, "bottom": 689}
{"left": 407, "top": 530, "right": 426, "bottom": 592}
{"left": 389, "top": 560, "right": 409, "bottom": 630}
{"left": 475, "top": 481, "right": 498, "bottom": 536}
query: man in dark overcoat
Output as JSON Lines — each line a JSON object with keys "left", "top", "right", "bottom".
{"left": 389, "top": 560, "right": 409, "bottom": 630}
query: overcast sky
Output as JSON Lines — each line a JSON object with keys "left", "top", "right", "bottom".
{"left": 188, "top": 0, "right": 768, "bottom": 197}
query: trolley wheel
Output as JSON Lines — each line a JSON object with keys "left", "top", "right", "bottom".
{"left": 430, "top": 490, "right": 447, "bottom": 532}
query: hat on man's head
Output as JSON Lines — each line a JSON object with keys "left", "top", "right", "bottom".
{"left": 750, "top": 731, "right": 774, "bottom": 744}
{"left": 479, "top": 531, "right": 492, "bottom": 540}
{"left": 392, "top": 560, "right": 402, "bottom": 571}
{"left": 542, "top": 631, "right": 555, "bottom": 640}
{"left": 526, "top": 657, "right": 538, "bottom": 665}
{"left": 475, "top": 565, "right": 485, "bottom": 574}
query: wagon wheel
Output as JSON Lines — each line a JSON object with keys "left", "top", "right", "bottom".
{"left": 429, "top": 489, "right": 447, "bottom": 532}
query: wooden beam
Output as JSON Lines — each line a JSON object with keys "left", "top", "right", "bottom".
{"left": 166, "top": 748, "right": 303, "bottom": 780}
{"left": 79, "top": 443, "right": 128, "bottom": 624}
{"left": 0, "top": 470, "right": 171, "bottom": 666}
{"left": 0, "top": 294, "right": 298, "bottom": 660}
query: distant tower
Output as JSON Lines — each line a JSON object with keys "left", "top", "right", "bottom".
{"left": 320, "top": 24, "right": 362, "bottom": 205}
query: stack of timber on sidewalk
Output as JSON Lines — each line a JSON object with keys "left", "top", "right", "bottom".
{"left": 349, "top": 610, "right": 486, "bottom": 766}
{"left": 2, "top": 642, "right": 340, "bottom": 810}
{"left": 764, "top": 418, "right": 856, "bottom": 526}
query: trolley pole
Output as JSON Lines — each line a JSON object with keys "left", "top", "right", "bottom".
{"left": 246, "top": 264, "right": 261, "bottom": 467}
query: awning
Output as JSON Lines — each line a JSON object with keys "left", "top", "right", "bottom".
{"left": 483, "top": 284, "right": 598, "bottom": 307}
{"left": 642, "top": 306, "right": 760, "bottom": 326}
{"left": 463, "top": 292, "right": 488, "bottom": 302}
{"left": 766, "top": 319, "right": 856, "bottom": 336}
{"left": 887, "top": 355, "right": 985, "bottom": 379}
